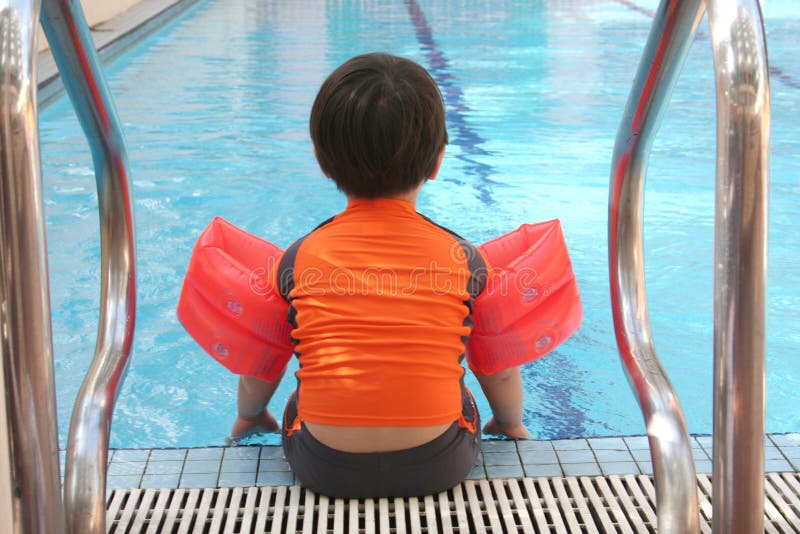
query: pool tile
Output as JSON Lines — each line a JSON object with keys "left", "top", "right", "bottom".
{"left": 764, "top": 459, "right": 793, "bottom": 472}
{"left": 637, "top": 461, "right": 654, "bottom": 475}
{"left": 518, "top": 449, "right": 558, "bottom": 465}
{"left": 113, "top": 449, "right": 150, "bottom": 462}
{"left": 145, "top": 460, "right": 184, "bottom": 475}
{"left": 694, "top": 435, "right": 713, "bottom": 449}
{"left": 482, "top": 452, "right": 520, "bottom": 466}
{"left": 141, "top": 474, "right": 180, "bottom": 489}
{"left": 694, "top": 460, "right": 712, "bottom": 473}
{"left": 765, "top": 446, "right": 785, "bottom": 461}
{"left": 257, "top": 471, "right": 294, "bottom": 486}
{"left": 588, "top": 437, "right": 627, "bottom": 450}
{"left": 600, "top": 462, "right": 640, "bottom": 475}
{"left": 779, "top": 446, "right": 800, "bottom": 459}
{"left": 516, "top": 440, "right": 555, "bottom": 453}
{"left": 562, "top": 463, "right": 601, "bottom": 476}
{"left": 556, "top": 449, "right": 596, "bottom": 463}
{"left": 220, "top": 458, "right": 258, "bottom": 473}
{"left": 108, "top": 461, "right": 146, "bottom": 476}
{"left": 481, "top": 440, "right": 517, "bottom": 453}
{"left": 593, "top": 449, "right": 634, "bottom": 463}
{"left": 770, "top": 433, "right": 800, "bottom": 447}
{"left": 186, "top": 447, "right": 224, "bottom": 461}
{"left": 523, "top": 464, "right": 562, "bottom": 477}
{"left": 219, "top": 472, "right": 257, "bottom": 487}
{"left": 224, "top": 447, "right": 261, "bottom": 460}
{"left": 107, "top": 475, "right": 142, "bottom": 489}
{"left": 623, "top": 436, "right": 651, "bottom": 450}
{"left": 552, "top": 439, "right": 589, "bottom": 451}
{"left": 182, "top": 460, "right": 221, "bottom": 475}
{"left": 465, "top": 465, "right": 486, "bottom": 480}
{"left": 485, "top": 464, "right": 525, "bottom": 478}
{"left": 258, "top": 459, "right": 290, "bottom": 472}
{"left": 180, "top": 473, "right": 219, "bottom": 489}
{"left": 95, "top": 433, "right": 800, "bottom": 493}
{"left": 260, "top": 446, "right": 285, "bottom": 460}
{"left": 149, "top": 449, "right": 187, "bottom": 461}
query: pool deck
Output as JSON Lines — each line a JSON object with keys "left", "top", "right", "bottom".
{"left": 37, "top": 0, "right": 199, "bottom": 106}
{"left": 91, "top": 433, "right": 800, "bottom": 491}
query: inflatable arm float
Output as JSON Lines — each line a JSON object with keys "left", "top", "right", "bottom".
{"left": 177, "top": 217, "right": 582, "bottom": 380}
{"left": 177, "top": 217, "right": 294, "bottom": 381}
{"left": 467, "top": 221, "right": 582, "bottom": 374}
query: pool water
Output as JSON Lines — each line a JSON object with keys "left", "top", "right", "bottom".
{"left": 39, "top": 0, "right": 800, "bottom": 449}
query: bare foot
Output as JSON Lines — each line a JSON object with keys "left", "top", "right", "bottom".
{"left": 483, "top": 416, "right": 529, "bottom": 439}
{"left": 230, "top": 409, "right": 280, "bottom": 440}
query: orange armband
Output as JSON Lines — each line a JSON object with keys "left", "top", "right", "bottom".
{"left": 176, "top": 217, "right": 293, "bottom": 381}
{"left": 467, "top": 220, "right": 582, "bottom": 375}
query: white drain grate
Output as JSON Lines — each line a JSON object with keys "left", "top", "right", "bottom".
{"left": 106, "top": 473, "right": 800, "bottom": 533}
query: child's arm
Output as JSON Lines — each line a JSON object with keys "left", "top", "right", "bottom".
{"left": 230, "top": 371, "right": 285, "bottom": 438}
{"left": 474, "top": 366, "right": 529, "bottom": 439}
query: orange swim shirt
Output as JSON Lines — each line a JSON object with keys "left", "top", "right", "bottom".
{"left": 277, "top": 198, "right": 489, "bottom": 427}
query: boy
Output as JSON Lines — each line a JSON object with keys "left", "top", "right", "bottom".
{"left": 232, "top": 52, "right": 527, "bottom": 498}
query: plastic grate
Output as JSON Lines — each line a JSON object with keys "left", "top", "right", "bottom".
{"left": 106, "top": 473, "right": 800, "bottom": 533}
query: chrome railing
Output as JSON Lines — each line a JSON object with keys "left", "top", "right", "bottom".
{"left": 707, "top": 1, "right": 770, "bottom": 532}
{"left": 0, "top": 1, "right": 64, "bottom": 532}
{"left": 0, "top": 0, "right": 137, "bottom": 532}
{"left": 608, "top": 1, "right": 705, "bottom": 530}
{"left": 609, "top": 0, "right": 769, "bottom": 532}
{"left": 39, "top": 0, "right": 138, "bottom": 532}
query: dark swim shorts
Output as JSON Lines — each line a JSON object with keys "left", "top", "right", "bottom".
{"left": 282, "top": 384, "right": 481, "bottom": 499}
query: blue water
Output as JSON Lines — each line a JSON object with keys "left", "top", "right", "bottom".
{"left": 39, "top": 0, "right": 800, "bottom": 449}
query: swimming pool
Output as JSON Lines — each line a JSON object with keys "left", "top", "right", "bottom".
{"left": 39, "top": 0, "right": 799, "bottom": 449}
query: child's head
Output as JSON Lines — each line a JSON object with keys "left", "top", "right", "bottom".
{"left": 310, "top": 53, "right": 448, "bottom": 199}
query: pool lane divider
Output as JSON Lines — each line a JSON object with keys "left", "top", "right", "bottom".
{"left": 404, "top": 0, "right": 590, "bottom": 438}
{"left": 404, "top": 0, "right": 498, "bottom": 205}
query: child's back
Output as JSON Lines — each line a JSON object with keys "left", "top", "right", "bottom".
{"left": 233, "top": 52, "right": 527, "bottom": 499}
{"left": 279, "top": 196, "right": 486, "bottom": 452}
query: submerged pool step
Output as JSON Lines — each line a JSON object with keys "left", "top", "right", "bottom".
{"left": 105, "top": 472, "right": 800, "bottom": 533}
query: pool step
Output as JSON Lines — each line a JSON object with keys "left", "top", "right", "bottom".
{"left": 106, "top": 473, "right": 800, "bottom": 533}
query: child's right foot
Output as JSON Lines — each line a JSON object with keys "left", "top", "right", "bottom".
{"left": 229, "top": 409, "right": 279, "bottom": 441}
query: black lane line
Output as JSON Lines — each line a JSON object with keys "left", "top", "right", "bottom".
{"left": 404, "top": 0, "right": 498, "bottom": 205}
{"left": 404, "top": 0, "right": 593, "bottom": 440}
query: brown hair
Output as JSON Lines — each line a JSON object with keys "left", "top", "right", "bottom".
{"left": 310, "top": 53, "right": 448, "bottom": 198}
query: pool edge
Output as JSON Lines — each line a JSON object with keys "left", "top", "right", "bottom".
{"left": 82, "top": 432, "right": 800, "bottom": 490}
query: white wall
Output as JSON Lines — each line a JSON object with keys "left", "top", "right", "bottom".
{"left": 39, "top": 0, "right": 143, "bottom": 51}
{"left": 81, "top": 0, "right": 142, "bottom": 27}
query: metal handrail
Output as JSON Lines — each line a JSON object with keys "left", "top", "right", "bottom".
{"left": 707, "top": 1, "right": 770, "bottom": 532}
{"left": 39, "top": 1, "right": 138, "bottom": 533}
{"left": 609, "top": 0, "right": 770, "bottom": 532}
{"left": 2, "top": 0, "right": 137, "bottom": 531}
{"left": 608, "top": 1, "right": 704, "bottom": 530}
{"left": 0, "top": 1, "right": 65, "bottom": 532}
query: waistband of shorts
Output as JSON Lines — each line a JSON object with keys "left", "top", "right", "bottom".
{"left": 297, "top": 420, "right": 466, "bottom": 463}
